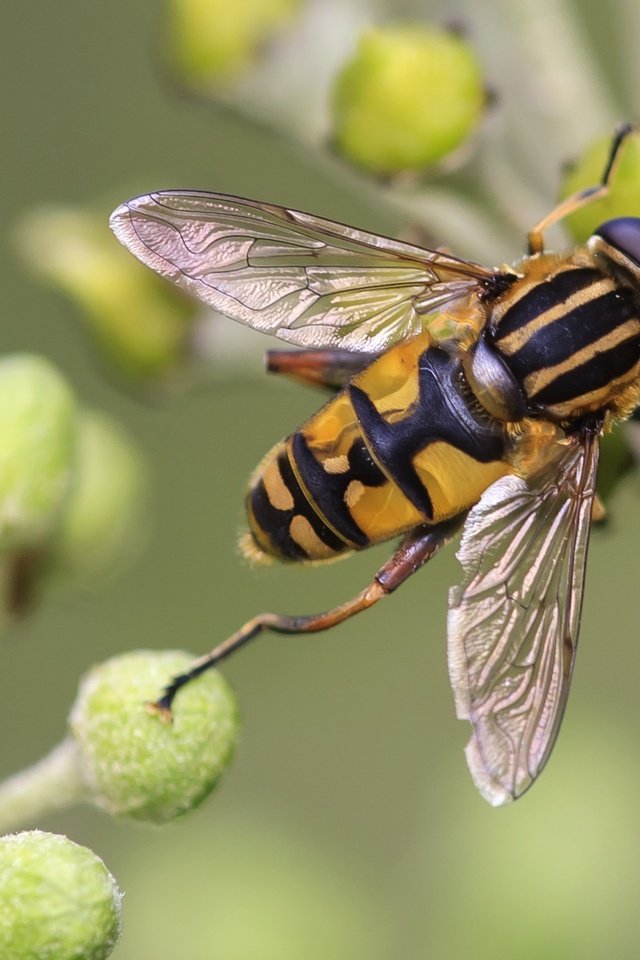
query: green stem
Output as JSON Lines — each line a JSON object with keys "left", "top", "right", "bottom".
{"left": 492, "top": 0, "right": 617, "bottom": 147}
{"left": 0, "top": 738, "right": 89, "bottom": 834}
{"left": 0, "top": 557, "right": 13, "bottom": 637}
{"left": 617, "top": 5, "right": 640, "bottom": 108}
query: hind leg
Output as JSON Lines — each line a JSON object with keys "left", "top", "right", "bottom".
{"left": 153, "top": 516, "right": 463, "bottom": 714}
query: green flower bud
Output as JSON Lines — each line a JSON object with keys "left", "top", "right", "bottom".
{"left": 167, "top": 0, "right": 302, "bottom": 88}
{"left": 0, "top": 355, "right": 75, "bottom": 550}
{"left": 0, "top": 831, "right": 121, "bottom": 960}
{"left": 331, "top": 25, "right": 485, "bottom": 174}
{"left": 560, "top": 129, "right": 640, "bottom": 243}
{"left": 51, "top": 410, "right": 148, "bottom": 583}
{"left": 69, "top": 651, "right": 238, "bottom": 824}
{"left": 15, "top": 207, "right": 193, "bottom": 384}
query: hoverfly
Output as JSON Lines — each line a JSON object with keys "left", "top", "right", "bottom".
{"left": 110, "top": 124, "right": 640, "bottom": 805}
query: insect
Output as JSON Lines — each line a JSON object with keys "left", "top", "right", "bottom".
{"left": 110, "top": 124, "right": 640, "bottom": 805}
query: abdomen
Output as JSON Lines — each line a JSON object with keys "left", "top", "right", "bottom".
{"left": 245, "top": 334, "right": 512, "bottom": 562}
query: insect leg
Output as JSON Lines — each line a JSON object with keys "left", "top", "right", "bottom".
{"left": 266, "top": 349, "right": 376, "bottom": 391}
{"left": 154, "top": 517, "right": 463, "bottom": 714}
{"left": 527, "top": 122, "right": 635, "bottom": 255}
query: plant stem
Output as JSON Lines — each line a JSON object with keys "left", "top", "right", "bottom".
{"left": 0, "top": 738, "right": 89, "bottom": 834}
{"left": 492, "top": 0, "right": 617, "bottom": 148}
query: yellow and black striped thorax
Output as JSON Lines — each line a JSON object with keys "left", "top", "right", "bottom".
{"left": 246, "top": 335, "right": 512, "bottom": 562}
{"left": 486, "top": 223, "right": 640, "bottom": 422}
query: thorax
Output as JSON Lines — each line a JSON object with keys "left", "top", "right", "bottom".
{"left": 482, "top": 250, "right": 640, "bottom": 422}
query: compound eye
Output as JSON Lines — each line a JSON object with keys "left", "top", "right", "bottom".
{"left": 595, "top": 217, "right": 640, "bottom": 265}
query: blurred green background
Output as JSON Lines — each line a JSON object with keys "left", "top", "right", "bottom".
{"left": 3, "top": 1, "right": 640, "bottom": 958}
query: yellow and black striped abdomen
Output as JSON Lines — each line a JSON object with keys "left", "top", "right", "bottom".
{"left": 245, "top": 334, "right": 512, "bottom": 563}
{"left": 490, "top": 258, "right": 640, "bottom": 420}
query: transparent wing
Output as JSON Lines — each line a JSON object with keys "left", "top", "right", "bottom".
{"left": 109, "top": 191, "right": 498, "bottom": 352}
{"left": 447, "top": 433, "right": 600, "bottom": 806}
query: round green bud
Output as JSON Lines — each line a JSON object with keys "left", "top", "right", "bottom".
{"left": 15, "top": 207, "right": 192, "bottom": 384}
{"left": 69, "top": 651, "right": 239, "bottom": 824}
{"left": 51, "top": 410, "right": 148, "bottom": 583}
{"left": 560, "top": 129, "right": 640, "bottom": 243}
{"left": 331, "top": 25, "right": 485, "bottom": 174}
{"left": 167, "top": 0, "right": 302, "bottom": 87}
{"left": 0, "top": 830, "right": 121, "bottom": 960}
{"left": 0, "top": 355, "right": 75, "bottom": 550}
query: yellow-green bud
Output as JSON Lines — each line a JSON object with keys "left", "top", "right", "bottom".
{"left": 561, "top": 129, "right": 640, "bottom": 243}
{"left": 69, "top": 651, "right": 239, "bottom": 824}
{"left": 0, "top": 831, "right": 121, "bottom": 960}
{"left": 167, "top": 0, "right": 302, "bottom": 88}
{"left": 331, "top": 25, "right": 485, "bottom": 174}
{"left": 15, "top": 207, "right": 193, "bottom": 384}
{"left": 52, "top": 410, "right": 148, "bottom": 583}
{"left": 0, "top": 355, "right": 75, "bottom": 550}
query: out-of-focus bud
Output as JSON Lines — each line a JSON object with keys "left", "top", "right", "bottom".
{"left": 0, "top": 831, "right": 121, "bottom": 960}
{"left": 69, "top": 650, "right": 239, "bottom": 824}
{"left": 15, "top": 206, "right": 194, "bottom": 384}
{"left": 0, "top": 355, "right": 75, "bottom": 551}
{"left": 51, "top": 410, "right": 148, "bottom": 584}
{"left": 560, "top": 128, "right": 640, "bottom": 243}
{"left": 167, "top": 0, "right": 303, "bottom": 88}
{"left": 331, "top": 25, "right": 485, "bottom": 175}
